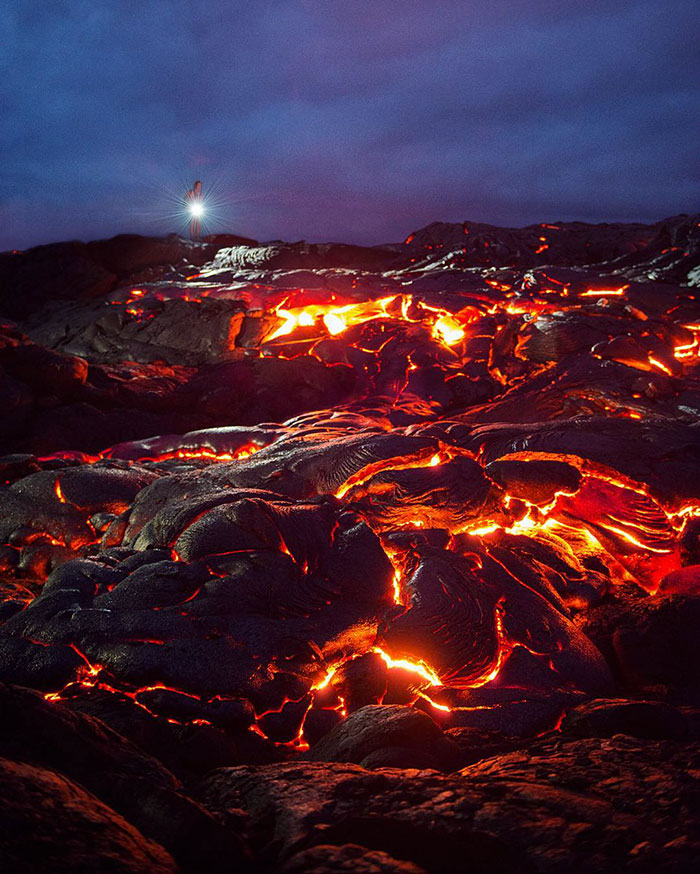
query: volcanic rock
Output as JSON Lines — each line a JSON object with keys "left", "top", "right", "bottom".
{"left": 278, "top": 843, "right": 427, "bottom": 874}
{"left": 201, "top": 735, "right": 700, "bottom": 873}
{"left": 0, "top": 756, "right": 178, "bottom": 874}
{"left": 1, "top": 218, "right": 700, "bottom": 872}
{"left": 305, "top": 704, "right": 459, "bottom": 770}
{"left": 559, "top": 698, "right": 692, "bottom": 740}
{"left": 611, "top": 595, "right": 700, "bottom": 700}
{"left": 0, "top": 682, "right": 247, "bottom": 872}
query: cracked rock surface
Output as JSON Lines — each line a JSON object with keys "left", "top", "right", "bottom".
{"left": 1, "top": 217, "right": 699, "bottom": 872}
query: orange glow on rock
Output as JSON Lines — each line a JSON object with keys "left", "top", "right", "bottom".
{"left": 334, "top": 446, "right": 454, "bottom": 499}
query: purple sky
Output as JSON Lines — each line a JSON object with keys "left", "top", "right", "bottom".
{"left": 2, "top": 0, "right": 699, "bottom": 250}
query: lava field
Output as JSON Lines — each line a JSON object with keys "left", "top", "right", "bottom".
{"left": 1, "top": 215, "right": 699, "bottom": 873}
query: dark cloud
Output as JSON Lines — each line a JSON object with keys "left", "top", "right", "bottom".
{"left": 1, "top": 0, "right": 698, "bottom": 249}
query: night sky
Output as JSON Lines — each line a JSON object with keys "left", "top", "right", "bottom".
{"left": 2, "top": 0, "right": 699, "bottom": 250}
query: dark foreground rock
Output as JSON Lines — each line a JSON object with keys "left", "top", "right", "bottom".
{"left": 0, "top": 682, "right": 248, "bottom": 872}
{"left": 201, "top": 736, "right": 700, "bottom": 874}
{"left": 279, "top": 843, "right": 428, "bottom": 873}
{"left": 0, "top": 757, "right": 178, "bottom": 874}
{"left": 560, "top": 698, "right": 700, "bottom": 740}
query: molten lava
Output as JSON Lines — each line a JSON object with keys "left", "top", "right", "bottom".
{"left": 263, "top": 292, "right": 476, "bottom": 350}
{"left": 4, "top": 219, "right": 700, "bottom": 769}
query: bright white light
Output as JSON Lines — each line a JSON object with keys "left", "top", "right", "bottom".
{"left": 189, "top": 202, "right": 204, "bottom": 218}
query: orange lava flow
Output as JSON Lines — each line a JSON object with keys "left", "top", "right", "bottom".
{"left": 138, "top": 443, "right": 259, "bottom": 464}
{"left": 263, "top": 292, "right": 476, "bottom": 350}
{"left": 432, "top": 313, "right": 466, "bottom": 345}
{"left": 457, "top": 453, "right": 682, "bottom": 591}
{"left": 265, "top": 295, "right": 401, "bottom": 342}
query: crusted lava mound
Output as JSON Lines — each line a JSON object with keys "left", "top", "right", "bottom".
{"left": 1, "top": 216, "right": 699, "bottom": 873}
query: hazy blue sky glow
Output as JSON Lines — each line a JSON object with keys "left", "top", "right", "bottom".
{"left": 2, "top": 0, "right": 698, "bottom": 249}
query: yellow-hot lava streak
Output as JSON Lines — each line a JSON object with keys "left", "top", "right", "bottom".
{"left": 266, "top": 295, "right": 401, "bottom": 342}
{"left": 136, "top": 444, "right": 259, "bottom": 464}
{"left": 373, "top": 647, "right": 443, "bottom": 686}
{"left": 579, "top": 286, "right": 628, "bottom": 297}
{"left": 54, "top": 478, "right": 67, "bottom": 503}
{"left": 263, "top": 293, "right": 474, "bottom": 349}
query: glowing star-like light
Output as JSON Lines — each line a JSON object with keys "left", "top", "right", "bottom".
{"left": 189, "top": 202, "right": 204, "bottom": 219}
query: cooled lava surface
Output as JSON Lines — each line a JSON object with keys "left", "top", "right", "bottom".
{"left": 1, "top": 216, "right": 699, "bottom": 873}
